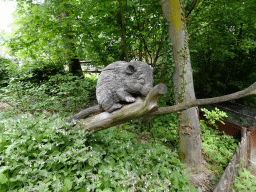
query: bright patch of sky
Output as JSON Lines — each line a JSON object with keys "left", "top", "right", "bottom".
{"left": 0, "top": 1, "right": 17, "bottom": 33}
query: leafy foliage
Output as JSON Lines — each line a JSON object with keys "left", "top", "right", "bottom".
{"left": 0, "top": 112, "right": 196, "bottom": 191}
{"left": 200, "top": 120, "right": 239, "bottom": 175}
{"left": 232, "top": 168, "right": 256, "bottom": 192}
{"left": 2, "top": 65, "right": 97, "bottom": 115}
{"left": 154, "top": 37, "right": 176, "bottom": 106}
{"left": 201, "top": 107, "right": 228, "bottom": 129}
{"left": 188, "top": 0, "right": 256, "bottom": 107}
{"left": 0, "top": 57, "right": 17, "bottom": 88}
{"left": 129, "top": 113, "right": 179, "bottom": 148}
{"left": 15, "top": 61, "right": 66, "bottom": 85}
{"left": 5, "top": 0, "right": 167, "bottom": 66}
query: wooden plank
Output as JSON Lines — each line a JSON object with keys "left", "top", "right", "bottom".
{"left": 214, "top": 132, "right": 252, "bottom": 192}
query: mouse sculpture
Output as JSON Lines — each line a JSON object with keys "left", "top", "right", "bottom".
{"left": 66, "top": 61, "right": 153, "bottom": 123}
{"left": 96, "top": 61, "right": 153, "bottom": 112}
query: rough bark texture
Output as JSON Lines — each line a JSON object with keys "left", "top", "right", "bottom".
{"left": 60, "top": 5, "right": 83, "bottom": 76}
{"left": 67, "top": 82, "right": 256, "bottom": 130}
{"left": 80, "top": 83, "right": 167, "bottom": 132}
{"left": 161, "top": 0, "right": 202, "bottom": 167}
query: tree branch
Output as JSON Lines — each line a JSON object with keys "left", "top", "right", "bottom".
{"left": 79, "top": 83, "right": 167, "bottom": 132}
{"left": 184, "top": 0, "right": 198, "bottom": 20}
{"left": 68, "top": 82, "right": 256, "bottom": 133}
{"left": 152, "top": 82, "right": 256, "bottom": 115}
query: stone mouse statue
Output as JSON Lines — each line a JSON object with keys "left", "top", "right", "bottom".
{"left": 66, "top": 61, "right": 153, "bottom": 123}
{"left": 96, "top": 61, "right": 153, "bottom": 112}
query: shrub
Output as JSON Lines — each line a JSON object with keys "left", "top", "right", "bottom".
{"left": 129, "top": 113, "right": 179, "bottom": 148}
{"left": 200, "top": 120, "right": 239, "bottom": 174}
{"left": 16, "top": 61, "right": 66, "bottom": 85}
{"left": 232, "top": 168, "right": 256, "bottom": 192}
{"left": 0, "top": 57, "right": 17, "bottom": 87}
{"left": 4, "top": 73, "right": 97, "bottom": 115}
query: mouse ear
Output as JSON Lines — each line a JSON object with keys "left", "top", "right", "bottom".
{"left": 125, "top": 64, "right": 136, "bottom": 75}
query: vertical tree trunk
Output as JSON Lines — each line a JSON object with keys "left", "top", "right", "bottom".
{"left": 161, "top": 0, "right": 202, "bottom": 168}
{"left": 60, "top": 6, "right": 83, "bottom": 77}
{"left": 118, "top": 0, "right": 129, "bottom": 62}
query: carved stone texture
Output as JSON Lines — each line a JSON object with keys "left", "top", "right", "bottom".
{"left": 96, "top": 61, "right": 153, "bottom": 112}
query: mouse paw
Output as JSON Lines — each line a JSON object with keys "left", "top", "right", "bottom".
{"left": 125, "top": 96, "right": 136, "bottom": 103}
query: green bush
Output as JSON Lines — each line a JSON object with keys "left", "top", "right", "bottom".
{"left": 129, "top": 113, "right": 179, "bottom": 148}
{"left": 232, "top": 168, "right": 256, "bottom": 192}
{"left": 0, "top": 57, "right": 17, "bottom": 87}
{"left": 3, "top": 73, "right": 97, "bottom": 115}
{"left": 200, "top": 120, "right": 239, "bottom": 174}
{"left": 0, "top": 112, "right": 195, "bottom": 192}
{"left": 15, "top": 61, "right": 66, "bottom": 85}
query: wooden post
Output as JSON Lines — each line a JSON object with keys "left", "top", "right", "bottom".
{"left": 242, "top": 127, "right": 246, "bottom": 139}
{"left": 247, "top": 131, "right": 252, "bottom": 170}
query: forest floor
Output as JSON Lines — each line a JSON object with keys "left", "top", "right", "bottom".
{"left": 0, "top": 101, "right": 226, "bottom": 191}
{"left": 185, "top": 157, "right": 217, "bottom": 192}
{"left": 0, "top": 101, "right": 14, "bottom": 111}
{"left": 136, "top": 132, "right": 219, "bottom": 191}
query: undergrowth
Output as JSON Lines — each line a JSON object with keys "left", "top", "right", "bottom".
{"left": 232, "top": 168, "right": 256, "bottom": 192}
{"left": 0, "top": 60, "right": 240, "bottom": 191}
{"left": 1, "top": 73, "right": 97, "bottom": 116}
{"left": 127, "top": 113, "right": 179, "bottom": 148}
{"left": 0, "top": 111, "right": 195, "bottom": 191}
{"left": 200, "top": 111, "right": 239, "bottom": 182}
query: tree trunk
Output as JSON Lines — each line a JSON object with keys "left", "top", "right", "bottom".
{"left": 60, "top": 6, "right": 83, "bottom": 77}
{"left": 118, "top": 0, "right": 129, "bottom": 61}
{"left": 69, "top": 58, "right": 83, "bottom": 77}
{"left": 161, "top": 0, "right": 202, "bottom": 167}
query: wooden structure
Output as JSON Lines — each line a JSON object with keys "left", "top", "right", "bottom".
{"left": 199, "top": 109, "right": 256, "bottom": 147}
{"left": 213, "top": 129, "right": 251, "bottom": 192}
{"left": 198, "top": 99, "right": 256, "bottom": 191}
{"left": 198, "top": 99, "right": 256, "bottom": 149}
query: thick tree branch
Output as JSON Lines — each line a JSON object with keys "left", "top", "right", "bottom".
{"left": 79, "top": 83, "right": 167, "bottom": 132}
{"left": 68, "top": 82, "right": 256, "bottom": 132}
{"left": 152, "top": 82, "right": 256, "bottom": 115}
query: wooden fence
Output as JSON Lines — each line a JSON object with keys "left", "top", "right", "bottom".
{"left": 214, "top": 128, "right": 251, "bottom": 192}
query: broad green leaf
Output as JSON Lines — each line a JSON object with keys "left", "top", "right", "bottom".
{"left": 0, "top": 173, "right": 8, "bottom": 184}
{"left": 64, "top": 178, "right": 73, "bottom": 191}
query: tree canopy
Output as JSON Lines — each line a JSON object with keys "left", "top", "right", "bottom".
{"left": 187, "top": 0, "right": 256, "bottom": 106}
{"left": 5, "top": 0, "right": 168, "bottom": 66}
{"left": 2, "top": 0, "right": 255, "bottom": 104}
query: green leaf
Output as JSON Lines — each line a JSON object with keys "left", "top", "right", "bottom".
{"left": 0, "top": 173, "right": 8, "bottom": 184}
{"left": 31, "top": 5, "right": 38, "bottom": 12}
{"left": 64, "top": 178, "right": 73, "bottom": 191}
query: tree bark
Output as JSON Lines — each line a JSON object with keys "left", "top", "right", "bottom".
{"left": 67, "top": 82, "right": 256, "bottom": 132}
{"left": 118, "top": 0, "right": 129, "bottom": 61}
{"left": 80, "top": 83, "right": 167, "bottom": 132}
{"left": 60, "top": 5, "right": 83, "bottom": 76}
{"left": 160, "top": 0, "right": 202, "bottom": 167}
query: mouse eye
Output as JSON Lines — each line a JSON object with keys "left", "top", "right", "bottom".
{"left": 125, "top": 65, "right": 136, "bottom": 75}
{"left": 138, "top": 78, "right": 145, "bottom": 84}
